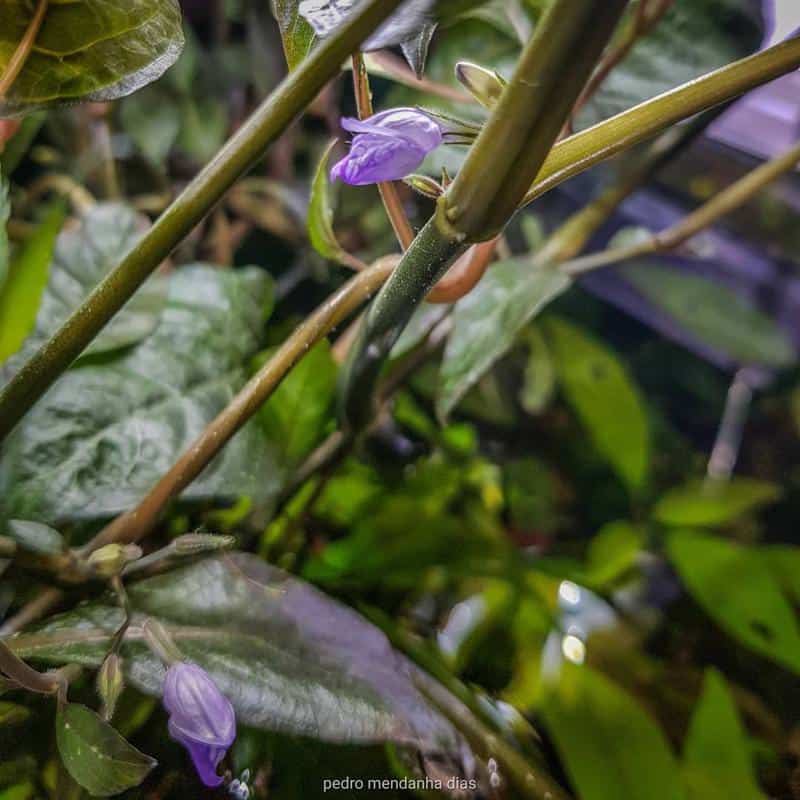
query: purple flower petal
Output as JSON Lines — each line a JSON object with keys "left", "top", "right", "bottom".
{"left": 333, "top": 107, "right": 443, "bottom": 185}
{"left": 163, "top": 662, "right": 236, "bottom": 788}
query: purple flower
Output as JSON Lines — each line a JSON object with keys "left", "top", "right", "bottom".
{"left": 162, "top": 662, "right": 236, "bottom": 787}
{"left": 330, "top": 107, "right": 443, "bottom": 185}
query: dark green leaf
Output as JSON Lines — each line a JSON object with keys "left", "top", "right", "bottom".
{"left": 0, "top": 702, "right": 30, "bottom": 727}
{"left": 545, "top": 315, "right": 650, "bottom": 491}
{"left": 519, "top": 324, "right": 555, "bottom": 415}
{"left": 1, "top": 204, "right": 165, "bottom": 385}
{"left": 761, "top": 545, "right": 800, "bottom": 604}
{"left": 0, "top": 201, "right": 65, "bottom": 362}
{"left": 541, "top": 663, "right": 687, "bottom": 800}
{"left": 622, "top": 263, "right": 795, "bottom": 368}
{"left": 653, "top": 478, "right": 780, "bottom": 527}
{"left": 3, "top": 519, "right": 64, "bottom": 555}
{"left": 0, "top": 1, "right": 184, "bottom": 117}
{"left": 667, "top": 530, "right": 800, "bottom": 674}
{"left": 56, "top": 703, "right": 156, "bottom": 797}
{"left": 585, "top": 520, "right": 644, "bottom": 588}
{"left": 258, "top": 340, "right": 337, "bottom": 470}
{"left": 438, "top": 259, "right": 570, "bottom": 419}
{"left": 682, "top": 669, "right": 765, "bottom": 800}
{"left": 577, "top": 0, "right": 764, "bottom": 129}
{"left": 308, "top": 141, "right": 350, "bottom": 266}
{"left": 273, "top": 0, "right": 317, "bottom": 71}
{"left": 0, "top": 265, "right": 276, "bottom": 523}
{"left": 16, "top": 554, "right": 469, "bottom": 754}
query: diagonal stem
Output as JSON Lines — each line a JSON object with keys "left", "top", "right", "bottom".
{"left": 0, "top": 0, "right": 48, "bottom": 98}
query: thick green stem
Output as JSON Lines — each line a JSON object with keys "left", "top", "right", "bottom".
{"left": 338, "top": 0, "right": 628, "bottom": 430}
{"left": 0, "top": 0, "right": 404, "bottom": 442}
{"left": 523, "top": 35, "right": 800, "bottom": 206}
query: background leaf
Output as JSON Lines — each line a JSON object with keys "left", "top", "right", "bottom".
{"left": 437, "top": 259, "right": 570, "bottom": 419}
{"left": 653, "top": 478, "right": 780, "bottom": 527}
{"left": 56, "top": 703, "right": 156, "bottom": 797}
{"left": 308, "top": 141, "right": 350, "bottom": 266}
{"left": 682, "top": 669, "right": 765, "bottom": 800}
{"left": 545, "top": 315, "right": 650, "bottom": 492}
{"left": 621, "top": 263, "right": 795, "bottom": 368}
{"left": 541, "top": 664, "right": 687, "bottom": 800}
{"left": 273, "top": 0, "right": 317, "bottom": 71}
{"left": 15, "top": 554, "right": 469, "bottom": 756}
{"left": 0, "top": 168, "right": 8, "bottom": 289}
{"left": 0, "top": 201, "right": 65, "bottom": 363}
{"left": 3, "top": 519, "right": 64, "bottom": 555}
{"left": 0, "top": 0, "right": 184, "bottom": 116}
{"left": 0, "top": 265, "right": 276, "bottom": 523}
{"left": 666, "top": 530, "right": 800, "bottom": 675}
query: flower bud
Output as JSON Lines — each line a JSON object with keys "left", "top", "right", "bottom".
{"left": 162, "top": 662, "right": 236, "bottom": 787}
{"left": 172, "top": 533, "right": 236, "bottom": 556}
{"left": 88, "top": 543, "right": 142, "bottom": 577}
{"left": 97, "top": 653, "right": 125, "bottom": 720}
{"left": 454, "top": 61, "right": 506, "bottom": 110}
{"left": 404, "top": 173, "right": 443, "bottom": 198}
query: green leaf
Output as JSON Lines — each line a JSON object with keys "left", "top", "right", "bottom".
{"left": 653, "top": 478, "right": 780, "bottom": 527}
{"left": 15, "top": 554, "right": 469, "bottom": 754}
{"left": 437, "top": 259, "right": 570, "bottom": 419}
{"left": 682, "top": 669, "right": 765, "bottom": 800}
{"left": 0, "top": 702, "right": 30, "bottom": 727}
{"left": 258, "top": 340, "right": 337, "bottom": 470}
{"left": 0, "top": 167, "right": 8, "bottom": 290}
{"left": 0, "top": 201, "right": 65, "bottom": 362}
{"left": 56, "top": 703, "right": 156, "bottom": 797}
{"left": 308, "top": 141, "right": 350, "bottom": 266}
{"left": 541, "top": 664, "right": 687, "bottom": 800}
{"left": 0, "top": 265, "right": 277, "bottom": 523}
{"left": 621, "top": 263, "right": 795, "bottom": 368}
{"left": 119, "top": 86, "right": 182, "bottom": 166}
{"left": 761, "top": 545, "right": 800, "bottom": 605}
{"left": 519, "top": 324, "right": 555, "bottom": 415}
{"left": 4, "top": 519, "right": 64, "bottom": 555}
{"left": 585, "top": 520, "right": 644, "bottom": 588}
{"left": 1, "top": 204, "right": 166, "bottom": 385}
{"left": 666, "top": 530, "right": 800, "bottom": 674}
{"left": 0, "top": 1, "right": 184, "bottom": 117}
{"left": 577, "top": 0, "right": 764, "bottom": 129}
{"left": 273, "top": 0, "right": 317, "bottom": 71}
{"left": 545, "top": 315, "right": 650, "bottom": 491}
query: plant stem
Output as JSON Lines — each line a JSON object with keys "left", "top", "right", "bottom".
{"left": 0, "top": 639, "right": 62, "bottom": 696}
{"left": 0, "top": 0, "right": 48, "bottom": 98}
{"left": 561, "top": 139, "right": 800, "bottom": 276}
{"left": 351, "top": 53, "right": 415, "bottom": 250}
{"left": 0, "top": 0, "right": 405, "bottom": 443}
{"left": 338, "top": 0, "right": 628, "bottom": 430}
{"left": 83, "top": 257, "right": 397, "bottom": 552}
{"left": 0, "top": 587, "right": 63, "bottom": 637}
{"left": 523, "top": 35, "right": 800, "bottom": 206}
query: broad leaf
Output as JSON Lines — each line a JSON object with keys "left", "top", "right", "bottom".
{"left": 545, "top": 316, "right": 650, "bottom": 492}
{"left": 56, "top": 703, "right": 156, "bottom": 797}
{"left": 667, "top": 530, "right": 800, "bottom": 674}
{"left": 682, "top": 669, "right": 765, "bottom": 800}
{"left": 0, "top": 201, "right": 65, "bottom": 362}
{"left": 541, "top": 664, "right": 687, "bottom": 800}
{"left": 308, "top": 141, "right": 351, "bottom": 266}
{"left": 1, "top": 204, "right": 166, "bottom": 386}
{"left": 0, "top": 265, "right": 276, "bottom": 523}
{"left": 258, "top": 340, "right": 337, "bottom": 470}
{"left": 437, "top": 259, "right": 570, "bottom": 419}
{"left": 519, "top": 324, "right": 555, "bottom": 415}
{"left": 0, "top": 1, "right": 184, "bottom": 117}
{"left": 653, "top": 478, "right": 780, "bottom": 527}
{"left": 585, "top": 520, "right": 644, "bottom": 588}
{"left": 761, "top": 545, "right": 800, "bottom": 604}
{"left": 576, "top": 0, "right": 764, "bottom": 129}
{"left": 4, "top": 519, "right": 64, "bottom": 555}
{"left": 273, "top": 0, "right": 316, "bottom": 71}
{"left": 14, "top": 554, "right": 469, "bottom": 755}
{"left": 621, "top": 263, "right": 795, "bottom": 368}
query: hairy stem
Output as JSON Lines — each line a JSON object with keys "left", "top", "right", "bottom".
{"left": 83, "top": 257, "right": 397, "bottom": 552}
{"left": 562, "top": 139, "right": 800, "bottom": 276}
{"left": 0, "top": 0, "right": 48, "bottom": 98}
{"left": 0, "top": 0, "right": 404, "bottom": 442}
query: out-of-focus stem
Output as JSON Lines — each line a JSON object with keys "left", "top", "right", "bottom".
{"left": 562, "top": 139, "right": 800, "bottom": 276}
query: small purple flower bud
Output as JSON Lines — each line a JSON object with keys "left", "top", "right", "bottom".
{"left": 330, "top": 107, "right": 443, "bottom": 186}
{"left": 162, "top": 662, "right": 236, "bottom": 788}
